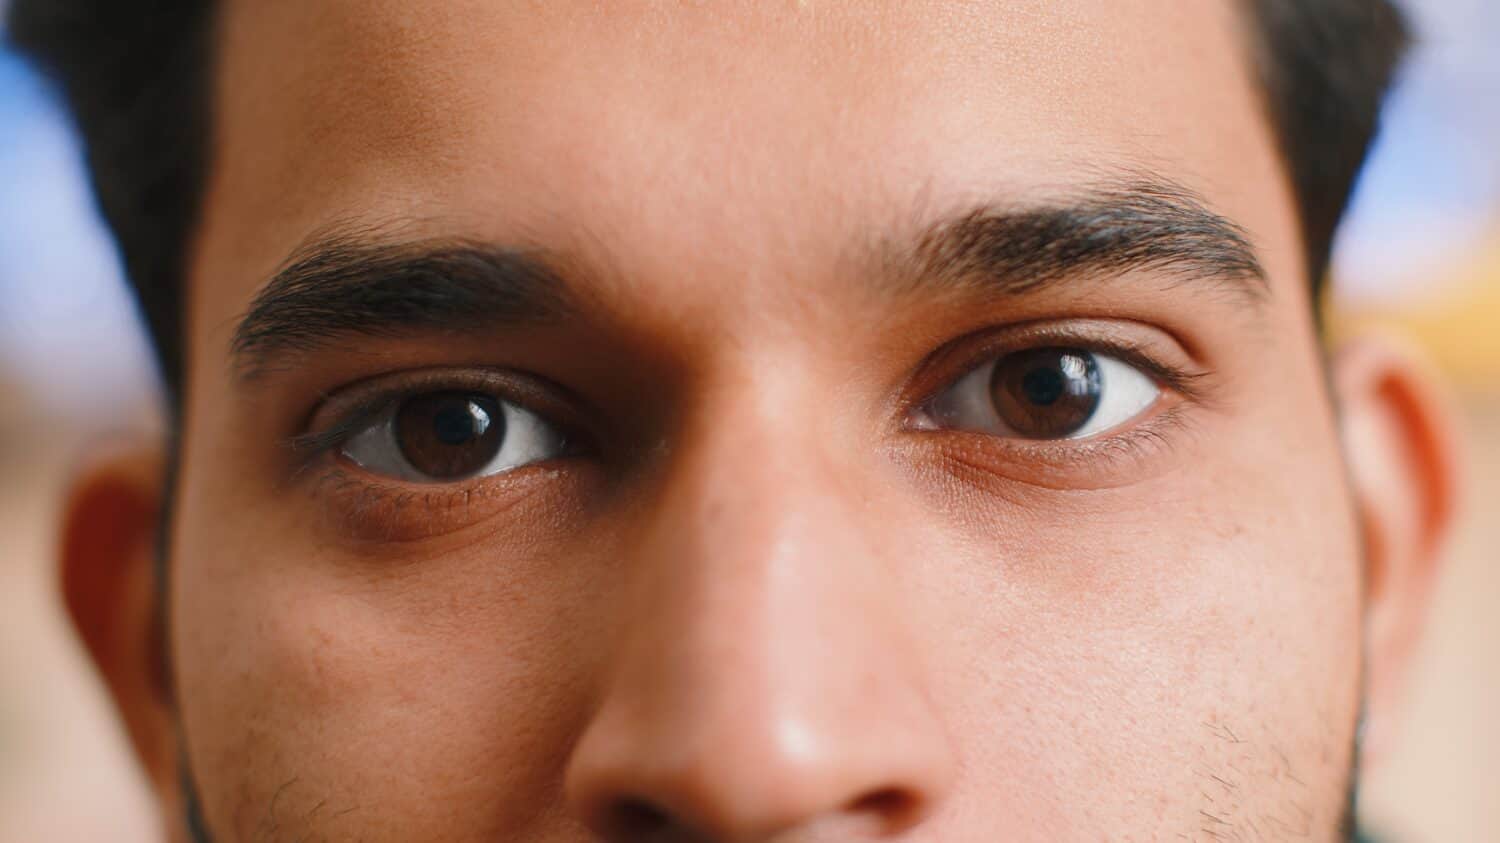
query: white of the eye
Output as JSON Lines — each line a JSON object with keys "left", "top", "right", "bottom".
{"left": 476, "top": 401, "right": 567, "bottom": 475}
{"left": 343, "top": 399, "right": 566, "bottom": 482}
{"left": 927, "top": 351, "right": 1161, "bottom": 438}
{"left": 1067, "top": 354, "right": 1160, "bottom": 439}
{"left": 934, "top": 362, "right": 1003, "bottom": 431}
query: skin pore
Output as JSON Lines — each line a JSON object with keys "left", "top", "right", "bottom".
{"left": 59, "top": 1, "right": 1458, "bottom": 841}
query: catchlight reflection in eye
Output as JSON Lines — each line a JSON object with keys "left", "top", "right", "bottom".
{"left": 341, "top": 391, "right": 567, "bottom": 482}
{"left": 927, "top": 348, "right": 1161, "bottom": 440}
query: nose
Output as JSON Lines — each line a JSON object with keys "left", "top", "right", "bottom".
{"left": 564, "top": 399, "right": 955, "bottom": 841}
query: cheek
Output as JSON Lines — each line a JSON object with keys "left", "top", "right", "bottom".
{"left": 169, "top": 477, "right": 609, "bottom": 840}
{"left": 915, "top": 451, "right": 1364, "bottom": 834}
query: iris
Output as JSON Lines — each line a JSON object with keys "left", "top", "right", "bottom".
{"left": 990, "top": 349, "right": 1102, "bottom": 438}
{"left": 395, "top": 393, "right": 506, "bottom": 478}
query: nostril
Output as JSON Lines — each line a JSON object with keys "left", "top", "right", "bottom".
{"left": 610, "top": 797, "right": 673, "bottom": 835}
{"left": 848, "top": 787, "right": 921, "bottom": 827}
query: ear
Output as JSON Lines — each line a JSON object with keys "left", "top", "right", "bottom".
{"left": 59, "top": 441, "right": 185, "bottom": 832}
{"left": 1331, "top": 335, "right": 1462, "bottom": 770}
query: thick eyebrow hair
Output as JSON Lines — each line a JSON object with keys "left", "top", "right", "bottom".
{"left": 230, "top": 176, "right": 1261, "bottom": 381}
{"left": 895, "top": 175, "right": 1268, "bottom": 299}
{"left": 230, "top": 233, "right": 574, "bottom": 380}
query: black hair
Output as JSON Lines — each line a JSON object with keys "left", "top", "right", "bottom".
{"left": 1247, "top": 0, "right": 1412, "bottom": 293}
{"left": 5, "top": 1, "right": 1410, "bottom": 405}
{"left": 1, "top": 8, "right": 1408, "bottom": 841}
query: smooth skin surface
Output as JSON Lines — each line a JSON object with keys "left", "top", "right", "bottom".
{"left": 62, "top": 1, "right": 1459, "bottom": 841}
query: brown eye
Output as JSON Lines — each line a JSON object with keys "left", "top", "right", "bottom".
{"left": 989, "top": 348, "right": 1101, "bottom": 438}
{"left": 925, "top": 346, "right": 1160, "bottom": 441}
{"left": 394, "top": 393, "right": 505, "bottom": 479}
{"left": 340, "top": 390, "right": 567, "bottom": 483}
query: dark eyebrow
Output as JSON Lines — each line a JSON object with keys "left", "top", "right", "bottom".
{"left": 231, "top": 176, "right": 1261, "bottom": 380}
{"left": 230, "top": 232, "right": 574, "bottom": 380}
{"left": 894, "top": 175, "right": 1267, "bottom": 301}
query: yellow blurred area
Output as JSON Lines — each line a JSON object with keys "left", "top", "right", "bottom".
{"left": 1336, "top": 230, "right": 1500, "bottom": 392}
{"left": 1334, "top": 222, "right": 1500, "bottom": 841}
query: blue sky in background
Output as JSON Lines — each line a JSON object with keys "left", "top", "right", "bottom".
{"left": 1332, "top": 0, "right": 1500, "bottom": 297}
{"left": 0, "top": 1, "right": 1496, "bottom": 415}
{"left": 0, "top": 46, "right": 155, "bottom": 418}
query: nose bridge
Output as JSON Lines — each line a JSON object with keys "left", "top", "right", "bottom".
{"left": 638, "top": 365, "right": 897, "bottom": 689}
{"left": 661, "top": 374, "right": 853, "bottom": 628}
{"left": 565, "top": 372, "right": 954, "bottom": 839}
{"left": 617, "top": 373, "right": 880, "bottom": 738}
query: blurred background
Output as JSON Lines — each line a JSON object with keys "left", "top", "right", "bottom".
{"left": 0, "top": 2, "right": 1495, "bottom": 841}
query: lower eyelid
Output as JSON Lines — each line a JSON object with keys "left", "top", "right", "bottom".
{"left": 300, "top": 461, "right": 579, "bottom": 545}
{"left": 915, "top": 399, "right": 1195, "bottom": 490}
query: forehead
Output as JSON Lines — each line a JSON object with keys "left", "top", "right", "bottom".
{"left": 198, "top": 0, "right": 1295, "bottom": 319}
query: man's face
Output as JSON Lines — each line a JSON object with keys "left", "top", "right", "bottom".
{"left": 170, "top": 1, "right": 1365, "bottom": 839}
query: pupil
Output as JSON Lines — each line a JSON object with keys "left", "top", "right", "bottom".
{"left": 1021, "top": 368, "right": 1065, "bottom": 406}
{"left": 433, "top": 401, "right": 490, "bottom": 445}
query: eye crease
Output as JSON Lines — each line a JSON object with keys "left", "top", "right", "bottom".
{"left": 340, "top": 391, "right": 567, "bottom": 483}
{"left": 924, "top": 347, "right": 1162, "bottom": 440}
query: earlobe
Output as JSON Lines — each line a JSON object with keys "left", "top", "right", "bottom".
{"left": 1331, "top": 335, "right": 1462, "bottom": 768}
{"left": 59, "top": 442, "right": 180, "bottom": 811}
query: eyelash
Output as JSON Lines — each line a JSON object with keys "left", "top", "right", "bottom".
{"left": 898, "top": 327, "right": 1213, "bottom": 483}
{"left": 280, "top": 367, "right": 604, "bottom": 540}
{"left": 286, "top": 396, "right": 402, "bottom": 461}
{"left": 909, "top": 332, "right": 1209, "bottom": 414}
{"left": 280, "top": 371, "right": 589, "bottom": 533}
{"left": 285, "top": 370, "right": 584, "bottom": 464}
{"left": 286, "top": 326, "right": 1210, "bottom": 532}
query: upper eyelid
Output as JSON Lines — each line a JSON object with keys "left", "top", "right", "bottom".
{"left": 282, "top": 368, "right": 568, "bottom": 460}
{"left": 913, "top": 330, "right": 1211, "bottom": 417}
{"left": 1069, "top": 343, "right": 1208, "bottom": 401}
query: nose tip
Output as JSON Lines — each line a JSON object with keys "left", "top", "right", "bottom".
{"left": 566, "top": 705, "right": 950, "bottom": 841}
{"left": 561, "top": 547, "right": 957, "bottom": 841}
{"left": 563, "top": 607, "right": 955, "bottom": 840}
